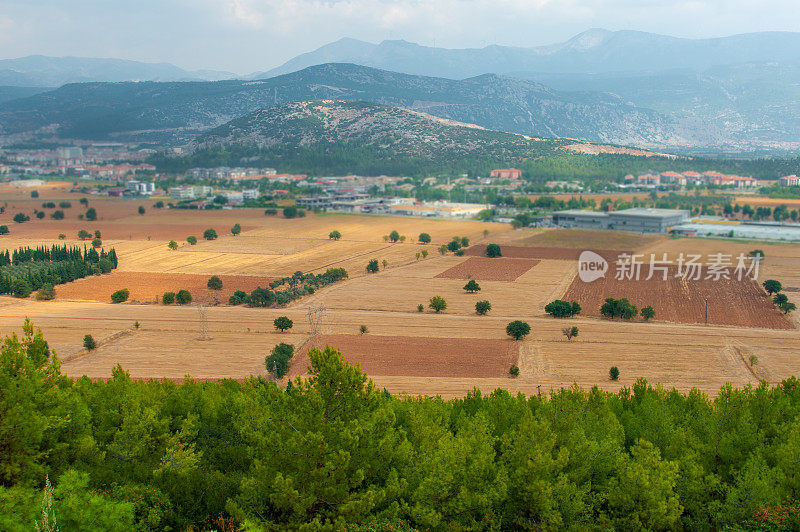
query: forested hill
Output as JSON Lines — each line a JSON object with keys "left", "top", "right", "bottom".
{"left": 2, "top": 326, "right": 800, "bottom": 530}
{"left": 152, "top": 99, "right": 800, "bottom": 179}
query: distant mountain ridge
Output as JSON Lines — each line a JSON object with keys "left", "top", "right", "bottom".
{"left": 0, "top": 55, "right": 236, "bottom": 87}
{"left": 255, "top": 30, "right": 800, "bottom": 79}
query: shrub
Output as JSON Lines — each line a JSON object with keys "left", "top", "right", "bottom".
{"left": 98, "top": 257, "right": 114, "bottom": 274}
{"left": 264, "top": 208, "right": 278, "bottom": 216}
{"left": 421, "top": 249, "right": 428, "bottom": 258}
{"left": 562, "top": 326, "right": 579, "bottom": 340}
{"left": 610, "top": 366, "right": 620, "bottom": 381}
{"left": 0, "top": 225, "right": 8, "bottom": 235}
{"left": 389, "top": 230, "right": 400, "bottom": 242}
{"left": 486, "top": 243, "right": 502, "bottom": 257}
{"left": 91, "top": 238, "right": 102, "bottom": 249}
{"left": 274, "top": 316, "right": 293, "bottom": 332}
{"left": 360, "top": 325, "right": 368, "bottom": 335}
{"left": 85, "top": 207, "right": 97, "bottom": 221}
{"left": 366, "top": 259, "right": 379, "bottom": 273}
{"left": 475, "top": 300, "right": 492, "bottom": 315}
{"left": 203, "top": 228, "right": 218, "bottom": 240}
{"left": 231, "top": 223, "right": 241, "bottom": 236}
{"left": 94, "top": 230, "right": 101, "bottom": 238}
{"left": 59, "top": 201, "right": 72, "bottom": 208}
{"left": 429, "top": 295, "right": 447, "bottom": 313}
{"left": 506, "top": 320, "right": 531, "bottom": 340}
{"left": 162, "top": 292, "right": 175, "bottom": 304}
{"left": 329, "top": 230, "right": 342, "bottom": 240}
{"left": 509, "top": 365, "right": 520, "bottom": 377}
{"left": 460, "top": 237, "right": 470, "bottom": 247}
{"left": 265, "top": 343, "right": 295, "bottom": 378}
{"left": 207, "top": 276, "right": 223, "bottom": 290}
{"left": 31, "top": 190, "right": 39, "bottom": 198}
{"left": 83, "top": 334, "right": 97, "bottom": 351}
{"left": 763, "top": 280, "right": 782, "bottom": 295}
{"left": 154, "top": 201, "right": 164, "bottom": 208}
{"left": 600, "top": 298, "right": 638, "bottom": 320}
{"left": 79, "top": 198, "right": 88, "bottom": 206}
{"left": 446, "top": 240, "right": 461, "bottom": 252}
{"left": 247, "top": 287, "right": 275, "bottom": 307}
{"left": 13, "top": 213, "right": 29, "bottom": 223}
{"left": 464, "top": 279, "right": 481, "bottom": 293}
{"left": 641, "top": 306, "right": 656, "bottom": 321}
{"left": 417, "top": 303, "right": 424, "bottom": 312}
{"left": 138, "top": 206, "right": 145, "bottom": 215}
{"left": 58, "top": 233, "right": 65, "bottom": 239}
{"left": 418, "top": 232, "right": 431, "bottom": 244}
{"left": 283, "top": 206, "right": 299, "bottom": 218}
{"left": 167, "top": 240, "right": 178, "bottom": 250}
{"left": 51, "top": 210, "right": 64, "bottom": 220}
{"left": 36, "top": 211, "right": 45, "bottom": 219}
{"left": 78, "top": 229, "right": 91, "bottom": 240}
{"left": 36, "top": 284, "right": 56, "bottom": 301}
{"left": 111, "top": 288, "right": 130, "bottom": 303}
{"left": 544, "top": 300, "right": 581, "bottom": 318}
{"left": 187, "top": 236, "right": 197, "bottom": 245}
{"left": 11, "top": 278, "right": 32, "bottom": 298}
{"left": 176, "top": 290, "right": 192, "bottom": 305}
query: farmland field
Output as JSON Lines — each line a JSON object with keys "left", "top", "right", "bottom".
{"left": 0, "top": 190, "right": 798, "bottom": 397}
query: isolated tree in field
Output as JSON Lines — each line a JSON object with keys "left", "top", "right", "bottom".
{"left": 464, "top": 279, "right": 481, "bottom": 293}
{"left": 83, "top": 334, "right": 96, "bottom": 351}
{"left": 229, "top": 290, "right": 247, "bottom": 305}
{"left": 610, "top": 366, "right": 620, "bottom": 380}
{"left": 399, "top": 235, "right": 406, "bottom": 243}
{"left": 383, "top": 235, "right": 389, "bottom": 242}
{"left": 207, "top": 275, "right": 223, "bottom": 290}
{"left": 418, "top": 232, "right": 431, "bottom": 244}
{"left": 94, "top": 230, "right": 101, "bottom": 238}
{"left": 389, "top": 230, "right": 400, "bottom": 243}
{"left": 486, "top": 244, "right": 502, "bottom": 258}
{"left": 176, "top": 290, "right": 192, "bottom": 305}
{"left": 483, "top": 229, "right": 490, "bottom": 238}
{"left": 57, "top": 233, "right": 65, "bottom": 239}
{"left": 30, "top": 190, "right": 39, "bottom": 198}
{"left": 600, "top": 298, "right": 638, "bottom": 320}
{"left": 187, "top": 236, "right": 197, "bottom": 245}
{"left": 544, "top": 300, "right": 581, "bottom": 318}
{"left": 274, "top": 316, "right": 293, "bottom": 332}
{"left": 438, "top": 244, "right": 448, "bottom": 255}
{"left": 85, "top": 207, "right": 97, "bottom": 221}
{"left": 460, "top": 237, "right": 470, "bottom": 247}
{"left": 366, "top": 259, "right": 379, "bottom": 273}
{"left": 265, "top": 343, "right": 295, "bottom": 379}
{"left": 231, "top": 223, "right": 241, "bottom": 236}
{"left": 154, "top": 201, "right": 164, "bottom": 208}
{"left": 780, "top": 301, "right": 797, "bottom": 314}
{"left": 429, "top": 295, "right": 447, "bottom": 313}
{"left": 641, "top": 306, "right": 656, "bottom": 321}
{"left": 78, "top": 229, "right": 91, "bottom": 240}
{"left": 79, "top": 197, "right": 88, "bottom": 206}
{"left": 110, "top": 288, "right": 130, "bottom": 303}
{"left": 264, "top": 208, "right": 277, "bottom": 216}
{"left": 359, "top": 325, "right": 368, "bottom": 335}
{"left": 506, "top": 320, "right": 531, "bottom": 340}
{"left": 13, "top": 213, "right": 29, "bottom": 223}
{"left": 0, "top": 225, "right": 8, "bottom": 235}
{"left": 509, "top": 365, "right": 520, "bottom": 376}
{"left": 562, "top": 326, "right": 579, "bottom": 340}
{"left": 203, "top": 228, "right": 218, "bottom": 240}
{"left": 329, "top": 230, "right": 341, "bottom": 240}
{"left": 415, "top": 252, "right": 420, "bottom": 261}
{"left": 167, "top": 240, "right": 178, "bottom": 250}
{"left": 417, "top": 303, "right": 424, "bottom": 312}
{"left": 92, "top": 237, "right": 102, "bottom": 249}
{"left": 381, "top": 259, "right": 388, "bottom": 269}
{"left": 51, "top": 210, "right": 64, "bottom": 220}
{"left": 282, "top": 206, "right": 299, "bottom": 218}
{"left": 475, "top": 300, "right": 492, "bottom": 315}
{"left": 36, "top": 211, "right": 45, "bottom": 219}
{"left": 446, "top": 240, "right": 461, "bottom": 252}
{"left": 749, "top": 249, "right": 765, "bottom": 260}
{"left": 138, "top": 206, "right": 145, "bottom": 215}
{"left": 773, "top": 293, "right": 789, "bottom": 306}
{"left": 763, "top": 280, "right": 782, "bottom": 295}
{"left": 421, "top": 249, "right": 428, "bottom": 258}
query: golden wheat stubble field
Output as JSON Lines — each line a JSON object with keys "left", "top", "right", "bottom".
{"left": 0, "top": 194, "right": 798, "bottom": 397}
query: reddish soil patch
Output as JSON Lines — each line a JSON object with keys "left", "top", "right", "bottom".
{"left": 435, "top": 257, "right": 539, "bottom": 281}
{"left": 465, "top": 244, "right": 624, "bottom": 262}
{"left": 55, "top": 271, "right": 274, "bottom": 304}
{"left": 563, "top": 265, "right": 793, "bottom": 329}
{"left": 289, "top": 335, "right": 518, "bottom": 378}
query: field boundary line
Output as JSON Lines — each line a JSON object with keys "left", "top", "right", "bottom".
{"left": 61, "top": 327, "right": 137, "bottom": 363}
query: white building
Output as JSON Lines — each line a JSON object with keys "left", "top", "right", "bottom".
{"left": 169, "top": 186, "right": 196, "bottom": 200}
{"left": 242, "top": 189, "right": 260, "bottom": 200}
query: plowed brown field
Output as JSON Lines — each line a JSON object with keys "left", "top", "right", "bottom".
{"left": 465, "top": 244, "right": 624, "bottom": 261}
{"left": 290, "top": 334, "right": 518, "bottom": 378}
{"left": 563, "top": 265, "right": 793, "bottom": 329}
{"left": 435, "top": 257, "right": 540, "bottom": 281}
{"left": 55, "top": 271, "right": 274, "bottom": 304}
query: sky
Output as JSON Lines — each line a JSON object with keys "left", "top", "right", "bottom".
{"left": 2, "top": 0, "right": 800, "bottom": 74}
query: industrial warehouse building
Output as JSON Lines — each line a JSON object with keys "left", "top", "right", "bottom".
{"left": 552, "top": 208, "right": 690, "bottom": 233}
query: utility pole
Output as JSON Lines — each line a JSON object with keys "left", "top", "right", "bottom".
{"left": 705, "top": 298, "right": 708, "bottom": 326}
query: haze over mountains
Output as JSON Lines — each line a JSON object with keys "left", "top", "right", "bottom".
{"left": 2, "top": 29, "right": 800, "bottom": 154}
